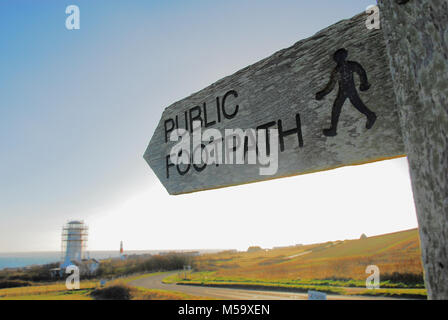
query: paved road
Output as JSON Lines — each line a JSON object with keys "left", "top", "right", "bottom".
{"left": 129, "top": 272, "right": 397, "bottom": 300}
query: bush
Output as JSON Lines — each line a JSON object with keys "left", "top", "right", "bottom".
{"left": 0, "top": 280, "right": 32, "bottom": 289}
{"left": 91, "top": 284, "right": 132, "bottom": 300}
{"left": 96, "top": 253, "right": 192, "bottom": 278}
{"left": 0, "top": 262, "right": 60, "bottom": 283}
{"left": 381, "top": 272, "right": 424, "bottom": 286}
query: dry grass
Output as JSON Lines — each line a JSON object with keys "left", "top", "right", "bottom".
{"left": 192, "top": 228, "right": 423, "bottom": 282}
{"left": 0, "top": 273, "right": 205, "bottom": 300}
{"left": 0, "top": 281, "right": 99, "bottom": 300}
{"left": 166, "top": 229, "right": 426, "bottom": 298}
{"left": 132, "top": 287, "right": 207, "bottom": 300}
{"left": 0, "top": 281, "right": 99, "bottom": 299}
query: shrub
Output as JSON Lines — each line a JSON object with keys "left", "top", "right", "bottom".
{"left": 96, "top": 253, "right": 192, "bottom": 278}
{"left": 381, "top": 272, "right": 424, "bottom": 286}
{"left": 0, "top": 280, "right": 32, "bottom": 289}
{"left": 91, "top": 284, "right": 132, "bottom": 300}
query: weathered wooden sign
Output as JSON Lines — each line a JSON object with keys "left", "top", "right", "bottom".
{"left": 143, "top": 12, "right": 405, "bottom": 195}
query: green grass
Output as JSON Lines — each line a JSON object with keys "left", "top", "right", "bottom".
{"left": 163, "top": 271, "right": 427, "bottom": 299}
{"left": 164, "top": 271, "right": 423, "bottom": 288}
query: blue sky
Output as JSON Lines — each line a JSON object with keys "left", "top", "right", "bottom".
{"left": 0, "top": 0, "right": 418, "bottom": 253}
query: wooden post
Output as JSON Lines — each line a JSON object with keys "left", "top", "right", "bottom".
{"left": 378, "top": 0, "right": 448, "bottom": 299}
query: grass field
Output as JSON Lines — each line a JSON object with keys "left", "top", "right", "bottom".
{"left": 164, "top": 228, "right": 426, "bottom": 299}
{"left": 0, "top": 273, "right": 205, "bottom": 300}
{"left": 0, "top": 228, "right": 426, "bottom": 299}
{"left": 0, "top": 282, "right": 98, "bottom": 300}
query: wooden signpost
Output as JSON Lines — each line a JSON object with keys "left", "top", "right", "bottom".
{"left": 378, "top": 0, "right": 448, "bottom": 300}
{"left": 144, "top": 1, "right": 448, "bottom": 299}
{"left": 144, "top": 13, "right": 405, "bottom": 195}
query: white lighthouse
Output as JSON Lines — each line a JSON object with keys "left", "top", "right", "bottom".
{"left": 60, "top": 220, "right": 88, "bottom": 268}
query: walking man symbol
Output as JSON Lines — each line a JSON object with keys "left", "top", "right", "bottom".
{"left": 316, "top": 48, "right": 377, "bottom": 137}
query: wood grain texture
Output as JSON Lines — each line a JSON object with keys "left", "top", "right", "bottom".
{"left": 379, "top": 0, "right": 448, "bottom": 299}
{"left": 144, "top": 12, "right": 404, "bottom": 195}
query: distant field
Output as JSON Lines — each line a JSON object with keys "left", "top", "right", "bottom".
{"left": 165, "top": 228, "right": 426, "bottom": 298}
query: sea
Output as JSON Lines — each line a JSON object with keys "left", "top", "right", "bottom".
{"left": 0, "top": 249, "right": 223, "bottom": 270}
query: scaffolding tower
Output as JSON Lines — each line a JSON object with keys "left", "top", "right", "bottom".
{"left": 61, "top": 220, "right": 88, "bottom": 267}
